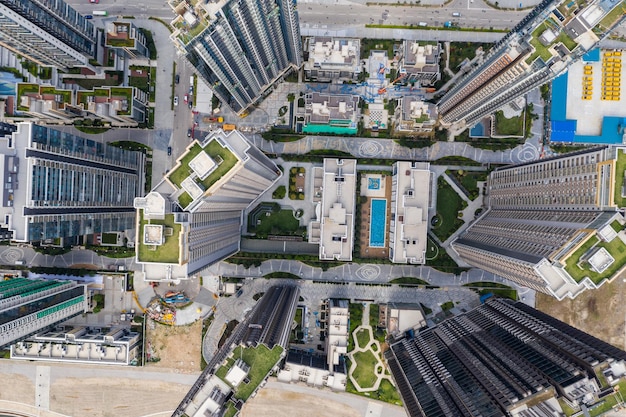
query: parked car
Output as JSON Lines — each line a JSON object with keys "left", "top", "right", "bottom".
{"left": 173, "top": 96, "right": 178, "bottom": 106}
{"left": 167, "top": 146, "right": 172, "bottom": 156}
{"left": 188, "top": 100, "right": 193, "bottom": 109}
{"left": 175, "top": 74, "right": 180, "bottom": 84}
{"left": 183, "top": 94, "right": 188, "bottom": 104}
{"left": 89, "top": 0, "right": 99, "bottom": 3}
{"left": 187, "top": 128, "right": 192, "bottom": 137}
{"left": 85, "top": 15, "right": 93, "bottom": 19}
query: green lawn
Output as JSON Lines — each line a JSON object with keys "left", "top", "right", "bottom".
{"left": 448, "top": 170, "right": 487, "bottom": 200}
{"left": 223, "top": 402, "right": 238, "bottom": 417}
{"left": 352, "top": 350, "right": 378, "bottom": 389}
{"left": 526, "top": 25, "right": 555, "bottom": 64}
{"left": 433, "top": 177, "right": 465, "bottom": 242}
{"left": 101, "top": 233, "right": 118, "bottom": 245}
{"left": 564, "top": 234, "right": 626, "bottom": 284}
{"left": 441, "top": 301, "right": 454, "bottom": 311}
{"left": 463, "top": 282, "right": 517, "bottom": 300}
{"left": 614, "top": 149, "right": 626, "bottom": 207}
{"left": 168, "top": 140, "right": 238, "bottom": 192}
{"left": 178, "top": 192, "right": 193, "bottom": 209}
{"left": 348, "top": 303, "right": 364, "bottom": 351}
{"left": 233, "top": 345, "right": 283, "bottom": 401}
{"left": 495, "top": 110, "right": 524, "bottom": 136}
{"left": 369, "top": 304, "right": 379, "bottom": 329}
{"left": 253, "top": 209, "right": 300, "bottom": 237}
{"left": 137, "top": 213, "right": 181, "bottom": 263}
{"left": 389, "top": 277, "right": 430, "bottom": 286}
{"left": 356, "top": 328, "right": 371, "bottom": 349}
{"left": 611, "top": 220, "right": 623, "bottom": 233}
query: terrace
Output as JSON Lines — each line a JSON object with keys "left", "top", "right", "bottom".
{"left": 563, "top": 234, "right": 626, "bottom": 285}
{"left": 526, "top": 23, "right": 578, "bottom": 64}
{"left": 167, "top": 140, "right": 238, "bottom": 195}
{"left": 614, "top": 148, "right": 626, "bottom": 207}
{"left": 214, "top": 345, "right": 283, "bottom": 401}
{"left": 137, "top": 212, "right": 181, "bottom": 264}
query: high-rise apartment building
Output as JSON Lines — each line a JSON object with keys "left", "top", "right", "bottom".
{"left": 134, "top": 129, "right": 280, "bottom": 281}
{"left": 437, "top": 0, "right": 626, "bottom": 128}
{"left": 168, "top": 0, "right": 302, "bottom": 115}
{"left": 0, "top": 0, "right": 96, "bottom": 69}
{"left": 387, "top": 297, "right": 626, "bottom": 417}
{"left": 0, "top": 277, "right": 88, "bottom": 348}
{"left": 452, "top": 147, "right": 626, "bottom": 299}
{"left": 0, "top": 122, "right": 145, "bottom": 244}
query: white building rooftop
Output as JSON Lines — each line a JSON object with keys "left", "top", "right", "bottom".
{"left": 315, "top": 159, "right": 356, "bottom": 261}
{"left": 389, "top": 162, "right": 430, "bottom": 264}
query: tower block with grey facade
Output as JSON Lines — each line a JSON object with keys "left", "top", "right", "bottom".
{"left": 169, "top": 0, "right": 302, "bottom": 115}
{"left": 0, "top": 277, "right": 88, "bottom": 348}
{"left": 452, "top": 146, "right": 626, "bottom": 299}
{"left": 387, "top": 297, "right": 626, "bottom": 417}
{"left": 0, "top": 123, "right": 145, "bottom": 244}
{"left": 436, "top": 0, "right": 626, "bottom": 128}
{"left": 135, "top": 130, "right": 281, "bottom": 281}
{"left": 0, "top": 0, "right": 96, "bottom": 69}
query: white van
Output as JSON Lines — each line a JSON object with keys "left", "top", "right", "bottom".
{"left": 418, "top": 22, "right": 427, "bottom": 27}
{"left": 452, "top": 12, "right": 461, "bottom": 17}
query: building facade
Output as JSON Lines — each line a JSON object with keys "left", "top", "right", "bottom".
{"left": 451, "top": 147, "right": 626, "bottom": 299}
{"left": 303, "top": 37, "right": 361, "bottom": 82}
{"left": 134, "top": 129, "right": 281, "bottom": 281}
{"left": 0, "top": 122, "right": 145, "bottom": 244}
{"left": 436, "top": 0, "right": 626, "bottom": 128}
{"left": 0, "top": 277, "right": 88, "bottom": 348}
{"left": 11, "top": 326, "right": 141, "bottom": 365}
{"left": 169, "top": 0, "right": 302, "bottom": 115}
{"left": 386, "top": 297, "right": 626, "bottom": 417}
{"left": 0, "top": 0, "right": 96, "bottom": 69}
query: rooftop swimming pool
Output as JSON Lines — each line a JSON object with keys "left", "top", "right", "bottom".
{"left": 369, "top": 199, "right": 387, "bottom": 247}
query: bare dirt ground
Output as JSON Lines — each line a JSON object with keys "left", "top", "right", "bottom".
{"left": 50, "top": 377, "right": 188, "bottom": 417}
{"left": 0, "top": 371, "right": 189, "bottom": 417}
{"left": 536, "top": 271, "right": 626, "bottom": 349}
{"left": 241, "top": 388, "right": 361, "bottom": 417}
{"left": 145, "top": 317, "right": 202, "bottom": 373}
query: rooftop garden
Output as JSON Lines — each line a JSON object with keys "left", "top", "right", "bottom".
{"left": 614, "top": 148, "right": 626, "bottom": 207}
{"left": 526, "top": 20, "right": 578, "bottom": 65}
{"left": 17, "top": 83, "right": 39, "bottom": 98}
{"left": 563, "top": 233, "right": 626, "bottom": 285}
{"left": 214, "top": 344, "right": 283, "bottom": 401}
{"left": 39, "top": 87, "right": 72, "bottom": 103}
{"left": 598, "top": 1, "right": 626, "bottom": 30}
{"left": 167, "top": 140, "right": 238, "bottom": 192}
{"left": 137, "top": 212, "right": 181, "bottom": 264}
{"left": 107, "top": 38, "right": 136, "bottom": 48}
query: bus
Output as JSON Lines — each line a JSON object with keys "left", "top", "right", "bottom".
{"left": 92, "top": 10, "right": 108, "bottom": 16}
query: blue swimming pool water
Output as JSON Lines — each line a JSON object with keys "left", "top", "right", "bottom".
{"left": 368, "top": 178, "right": 381, "bottom": 190}
{"left": 369, "top": 199, "right": 387, "bottom": 247}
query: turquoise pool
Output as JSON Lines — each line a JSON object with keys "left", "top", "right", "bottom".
{"left": 369, "top": 199, "right": 387, "bottom": 247}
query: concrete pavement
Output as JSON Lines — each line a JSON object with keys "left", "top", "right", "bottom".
{"left": 201, "top": 277, "right": 482, "bottom": 363}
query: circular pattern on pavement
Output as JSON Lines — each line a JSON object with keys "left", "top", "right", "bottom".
{"left": 358, "top": 140, "right": 384, "bottom": 157}
{"left": 514, "top": 143, "right": 540, "bottom": 163}
{"left": 1, "top": 247, "right": 23, "bottom": 264}
{"left": 355, "top": 264, "right": 381, "bottom": 281}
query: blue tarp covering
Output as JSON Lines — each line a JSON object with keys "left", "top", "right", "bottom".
{"left": 551, "top": 72, "right": 568, "bottom": 121}
{"left": 549, "top": 70, "right": 626, "bottom": 145}
{"left": 550, "top": 120, "right": 577, "bottom": 142}
{"left": 582, "top": 48, "right": 600, "bottom": 62}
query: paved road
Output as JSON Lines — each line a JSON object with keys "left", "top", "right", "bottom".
{"left": 202, "top": 277, "right": 482, "bottom": 362}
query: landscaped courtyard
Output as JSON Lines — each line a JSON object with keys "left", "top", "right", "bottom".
{"left": 432, "top": 176, "right": 465, "bottom": 242}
